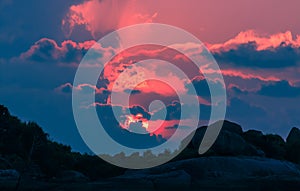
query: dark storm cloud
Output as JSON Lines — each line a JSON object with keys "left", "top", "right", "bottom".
{"left": 185, "top": 77, "right": 225, "bottom": 98}
{"left": 229, "top": 86, "right": 249, "bottom": 95}
{"left": 20, "top": 38, "right": 91, "bottom": 65}
{"left": 227, "top": 84, "right": 251, "bottom": 95}
{"left": 164, "top": 124, "right": 197, "bottom": 130}
{"left": 214, "top": 42, "right": 300, "bottom": 68}
{"left": 124, "top": 89, "right": 141, "bottom": 94}
{"left": 257, "top": 80, "right": 300, "bottom": 97}
{"left": 129, "top": 105, "right": 151, "bottom": 120}
{"left": 164, "top": 124, "right": 179, "bottom": 129}
{"left": 85, "top": 103, "right": 152, "bottom": 126}
{"left": 55, "top": 83, "right": 73, "bottom": 93}
{"left": 151, "top": 101, "right": 211, "bottom": 121}
{"left": 152, "top": 101, "right": 181, "bottom": 121}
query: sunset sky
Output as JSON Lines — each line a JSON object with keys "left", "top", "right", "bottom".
{"left": 1, "top": 0, "right": 300, "bottom": 152}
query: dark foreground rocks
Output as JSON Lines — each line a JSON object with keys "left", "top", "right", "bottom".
{"left": 0, "top": 169, "right": 19, "bottom": 180}
{"left": 2, "top": 156, "right": 300, "bottom": 191}
{"left": 1, "top": 105, "right": 300, "bottom": 191}
{"left": 55, "top": 170, "right": 89, "bottom": 182}
{"left": 113, "top": 156, "right": 300, "bottom": 191}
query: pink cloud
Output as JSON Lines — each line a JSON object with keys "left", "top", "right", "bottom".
{"left": 55, "top": 82, "right": 106, "bottom": 94}
{"left": 208, "top": 30, "right": 300, "bottom": 52}
{"left": 62, "top": 0, "right": 158, "bottom": 38}
{"left": 222, "top": 69, "right": 280, "bottom": 82}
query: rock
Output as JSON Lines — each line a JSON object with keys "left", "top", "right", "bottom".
{"left": 56, "top": 170, "right": 89, "bottom": 182}
{"left": 192, "top": 120, "right": 243, "bottom": 148}
{"left": 150, "top": 170, "right": 191, "bottom": 190}
{"left": 243, "top": 130, "right": 265, "bottom": 147}
{"left": 146, "top": 156, "right": 300, "bottom": 179}
{"left": 287, "top": 127, "right": 300, "bottom": 145}
{"left": 0, "top": 157, "right": 12, "bottom": 169}
{"left": 118, "top": 156, "right": 300, "bottom": 190}
{"left": 192, "top": 124, "right": 260, "bottom": 156}
{"left": 286, "top": 127, "right": 300, "bottom": 163}
{"left": 217, "top": 120, "right": 243, "bottom": 135}
{"left": 243, "top": 130, "right": 287, "bottom": 159}
{"left": 109, "top": 176, "right": 154, "bottom": 189}
{"left": 114, "top": 170, "right": 191, "bottom": 190}
{"left": 191, "top": 126, "right": 206, "bottom": 148}
{"left": 0, "top": 169, "right": 19, "bottom": 180}
{"left": 212, "top": 130, "right": 259, "bottom": 156}
{"left": 16, "top": 163, "right": 45, "bottom": 180}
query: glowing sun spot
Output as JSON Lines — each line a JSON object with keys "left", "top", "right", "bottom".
{"left": 124, "top": 113, "right": 149, "bottom": 130}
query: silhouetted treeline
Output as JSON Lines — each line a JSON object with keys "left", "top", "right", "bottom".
{"left": 0, "top": 105, "right": 124, "bottom": 180}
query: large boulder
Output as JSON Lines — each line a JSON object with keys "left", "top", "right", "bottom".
{"left": 212, "top": 130, "right": 259, "bottom": 156}
{"left": 25, "top": 163, "right": 45, "bottom": 179}
{"left": 287, "top": 127, "right": 300, "bottom": 145}
{"left": 286, "top": 127, "right": 300, "bottom": 163}
{"left": 193, "top": 120, "right": 243, "bottom": 143}
{"left": 243, "top": 130, "right": 265, "bottom": 146}
{"left": 244, "top": 130, "right": 286, "bottom": 159}
{"left": 0, "top": 169, "right": 19, "bottom": 180}
{"left": 216, "top": 120, "right": 243, "bottom": 135}
{"left": 192, "top": 120, "right": 260, "bottom": 156}
{"left": 0, "top": 157, "right": 12, "bottom": 169}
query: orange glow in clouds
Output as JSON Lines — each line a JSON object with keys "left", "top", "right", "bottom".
{"left": 124, "top": 113, "right": 149, "bottom": 130}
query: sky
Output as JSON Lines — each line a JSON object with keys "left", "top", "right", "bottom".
{"left": 1, "top": 0, "right": 300, "bottom": 153}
